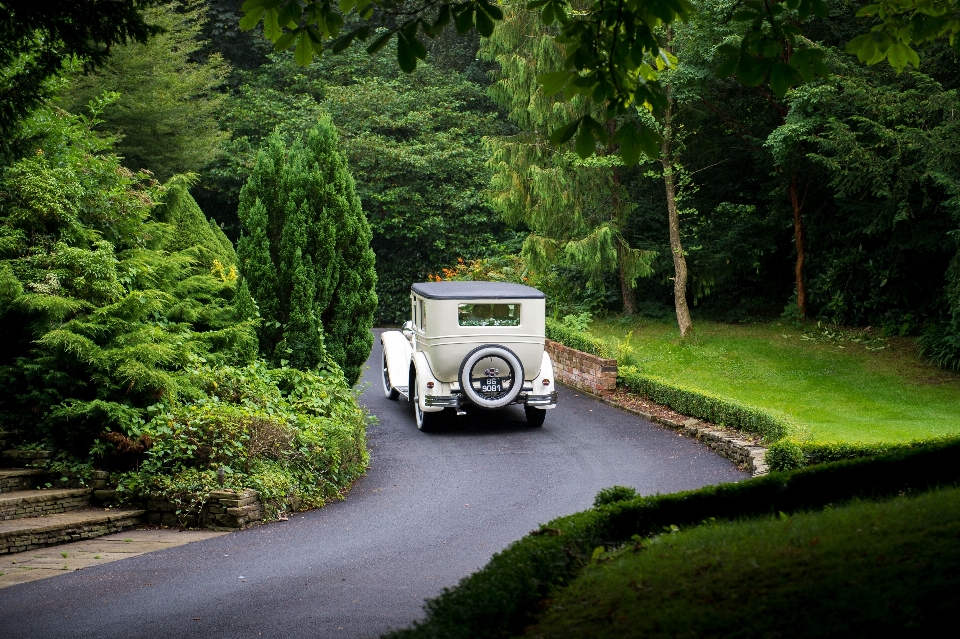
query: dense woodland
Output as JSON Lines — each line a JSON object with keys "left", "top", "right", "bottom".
{"left": 0, "top": 0, "right": 958, "bottom": 483}
{"left": 206, "top": 0, "right": 956, "bottom": 359}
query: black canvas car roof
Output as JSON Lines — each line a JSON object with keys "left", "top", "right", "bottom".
{"left": 411, "top": 281, "right": 545, "bottom": 300}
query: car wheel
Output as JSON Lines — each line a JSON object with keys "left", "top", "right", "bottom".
{"left": 412, "top": 371, "right": 439, "bottom": 432}
{"left": 524, "top": 406, "right": 546, "bottom": 428}
{"left": 458, "top": 344, "right": 525, "bottom": 409}
{"left": 382, "top": 350, "right": 399, "bottom": 400}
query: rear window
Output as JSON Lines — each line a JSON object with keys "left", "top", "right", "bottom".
{"left": 458, "top": 303, "right": 520, "bottom": 327}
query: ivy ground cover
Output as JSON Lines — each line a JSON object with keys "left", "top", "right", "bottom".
{"left": 591, "top": 318, "right": 960, "bottom": 443}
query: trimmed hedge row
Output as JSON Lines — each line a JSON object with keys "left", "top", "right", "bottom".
{"left": 767, "top": 435, "right": 960, "bottom": 471}
{"left": 544, "top": 318, "right": 612, "bottom": 358}
{"left": 385, "top": 439, "right": 960, "bottom": 639}
{"left": 618, "top": 365, "right": 795, "bottom": 442}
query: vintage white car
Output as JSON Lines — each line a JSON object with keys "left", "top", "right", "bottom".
{"left": 380, "top": 281, "right": 558, "bottom": 431}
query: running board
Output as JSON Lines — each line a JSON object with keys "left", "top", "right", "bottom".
{"left": 396, "top": 386, "right": 409, "bottom": 400}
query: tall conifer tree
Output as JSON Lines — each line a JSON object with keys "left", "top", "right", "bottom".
{"left": 481, "top": 7, "right": 655, "bottom": 313}
{"left": 237, "top": 117, "right": 377, "bottom": 383}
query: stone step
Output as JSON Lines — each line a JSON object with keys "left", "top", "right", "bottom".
{"left": 1, "top": 450, "right": 52, "bottom": 468}
{"left": 0, "top": 508, "right": 145, "bottom": 555}
{"left": 0, "top": 469, "right": 47, "bottom": 494}
{"left": 0, "top": 488, "right": 92, "bottom": 521}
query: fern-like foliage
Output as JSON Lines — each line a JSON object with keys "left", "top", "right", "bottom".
{"left": 0, "top": 105, "right": 257, "bottom": 454}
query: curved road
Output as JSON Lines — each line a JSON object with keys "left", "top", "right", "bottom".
{"left": 1, "top": 332, "right": 747, "bottom": 638}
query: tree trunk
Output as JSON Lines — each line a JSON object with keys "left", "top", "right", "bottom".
{"left": 790, "top": 173, "right": 807, "bottom": 318}
{"left": 619, "top": 248, "right": 637, "bottom": 315}
{"left": 607, "top": 121, "right": 637, "bottom": 316}
{"left": 660, "top": 98, "right": 693, "bottom": 339}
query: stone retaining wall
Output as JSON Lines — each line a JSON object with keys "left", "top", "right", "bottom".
{"left": 104, "top": 489, "right": 264, "bottom": 530}
{"left": 0, "top": 512, "right": 144, "bottom": 555}
{"left": 545, "top": 339, "right": 617, "bottom": 396}
{"left": 0, "top": 470, "right": 45, "bottom": 493}
{"left": 1, "top": 450, "right": 51, "bottom": 468}
{"left": 0, "top": 489, "right": 92, "bottom": 521}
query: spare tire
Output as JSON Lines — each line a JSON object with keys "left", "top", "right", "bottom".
{"left": 458, "top": 344, "right": 525, "bottom": 409}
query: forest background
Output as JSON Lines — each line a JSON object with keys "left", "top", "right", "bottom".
{"left": 35, "top": 0, "right": 958, "bottom": 365}
{"left": 1, "top": 0, "right": 959, "bottom": 471}
{"left": 5, "top": 0, "right": 956, "bottom": 350}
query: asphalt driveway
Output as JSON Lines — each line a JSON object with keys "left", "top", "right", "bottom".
{"left": 0, "top": 331, "right": 748, "bottom": 638}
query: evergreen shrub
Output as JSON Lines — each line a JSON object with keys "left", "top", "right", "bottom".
{"left": 0, "top": 106, "right": 257, "bottom": 453}
{"left": 237, "top": 117, "right": 377, "bottom": 384}
{"left": 618, "top": 366, "right": 793, "bottom": 441}
{"left": 385, "top": 439, "right": 960, "bottom": 639}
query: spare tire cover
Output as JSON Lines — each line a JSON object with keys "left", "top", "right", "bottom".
{"left": 458, "top": 344, "right": 525, "bottom": 409}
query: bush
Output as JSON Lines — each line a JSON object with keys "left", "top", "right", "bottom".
{"left": 545, "top": 317, "right": 612, "bottom": 358}
{"left": 593, "top": 485, "right": 638, "bottom": 507}
{"left": 767, "top": 436, "right": 960, "bottom": 471}
{"left": 115, "top": 359, "right": 370, "bottom": 519}
{"left": 618, "top": 366, "right": 794, "bottom": 441}
{"left": 385, "top": 438, "right": 960, "bottom": 639}
{"left": 0, "top": 105, "right": 256, "bottom": 452}
{"left": 237, "top": 118, "right": 377, "bottom": 383}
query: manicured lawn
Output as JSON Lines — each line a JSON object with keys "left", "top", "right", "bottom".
{"left": 525, "top": 486, "right": 960, "bottom": 638}
{"left": 591, "top": 318, "right": 960, "bottom": 443}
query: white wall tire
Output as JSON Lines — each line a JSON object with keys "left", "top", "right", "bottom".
{"left": 458, "top": 344, "right": 525, "bottom": 409}
{"left": 382, "top": 350, "right": 399, "bottom": 400}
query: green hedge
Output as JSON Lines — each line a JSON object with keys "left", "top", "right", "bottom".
{"left": 767, "top": 435, "right": 960, "bottom": 471}
{"left": 545, "top": 318, "right": 612, "bottom": 358}
{"left": 618, "top": 365, "right": 794, "bottom": 442}
{"left": 385, "top": 439, "right": 960, "bottom": 639}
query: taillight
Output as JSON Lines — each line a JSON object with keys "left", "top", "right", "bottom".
{"left": 542, "top": 379, "right": 550, "bottom": 386}
{"left": 426, "top": 382, "right": 435, "bottom": 389}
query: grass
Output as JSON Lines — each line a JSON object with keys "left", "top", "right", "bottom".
{"left": 591, "top": 317, "right": 960, "bottom": 443}
{"left": 525, "top": 486, "right": 960, "bottom": 638}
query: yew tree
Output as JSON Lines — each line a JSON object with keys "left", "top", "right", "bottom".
{"left": 236, "top": 117, "right": 377, "bottom": 384}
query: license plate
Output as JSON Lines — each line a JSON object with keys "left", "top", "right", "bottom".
{"left": 479, "top": 378, "right": 505, "bottom": 394}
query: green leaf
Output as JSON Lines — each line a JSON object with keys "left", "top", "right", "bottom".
{"left": 614, "top": 122, "right": 643, "bottom": 165}
{"left": 277, "top": 0, "right": 302, "bottom": 27}
{"left": 886, "top": 42, "right": 920, "bottom": 72}
{"left": 538, "top": 70, "right": 574, "bottom": 96}
{"left": 239, "top": 7, "right": 266, "bottom": 31}
{"left": 769, "top": 62, "right": 793, "bottom": 97}
{"left": 366, "top": 31, "right": 393, "bottom": 55}
{"left": 715, "top": 53, "right": 739, "bottom": 78}
{"left": 575, "top": 120, "right": 596, "bottom": 158}
{"left": 274, "top": 30, "right": 297, "bottom": 51}
{"left": 263, "top": 8, "right": 282, "bottom": 40}
{"left": 475, "top": 6, "right": 495, "bottom": 37}
{"left": 294, "top": 29, "right": 314, "bottom": 66}
{"left": 549, "top": 117, "right": 581, "bottom": 145}
{"left": 397, "top": 33, "right": 417, "bottom": 72}
{"left": 479, "top": 0, "right": 504, "bottom": 21}
{"left": 339, "top": 0, "right": 356, "bottom": 12}
{"left": 454, "top": 6, "right": 475, "bottom": 33}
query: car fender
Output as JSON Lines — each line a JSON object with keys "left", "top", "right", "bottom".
{"left": 381, "top": 330, "right": 413, "bottom": 393}
{"left": 411, "top": 351, "right": 444, "bottom": 413}
{"left": 531, "top": 351, "right": 557, "bottom": 409}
